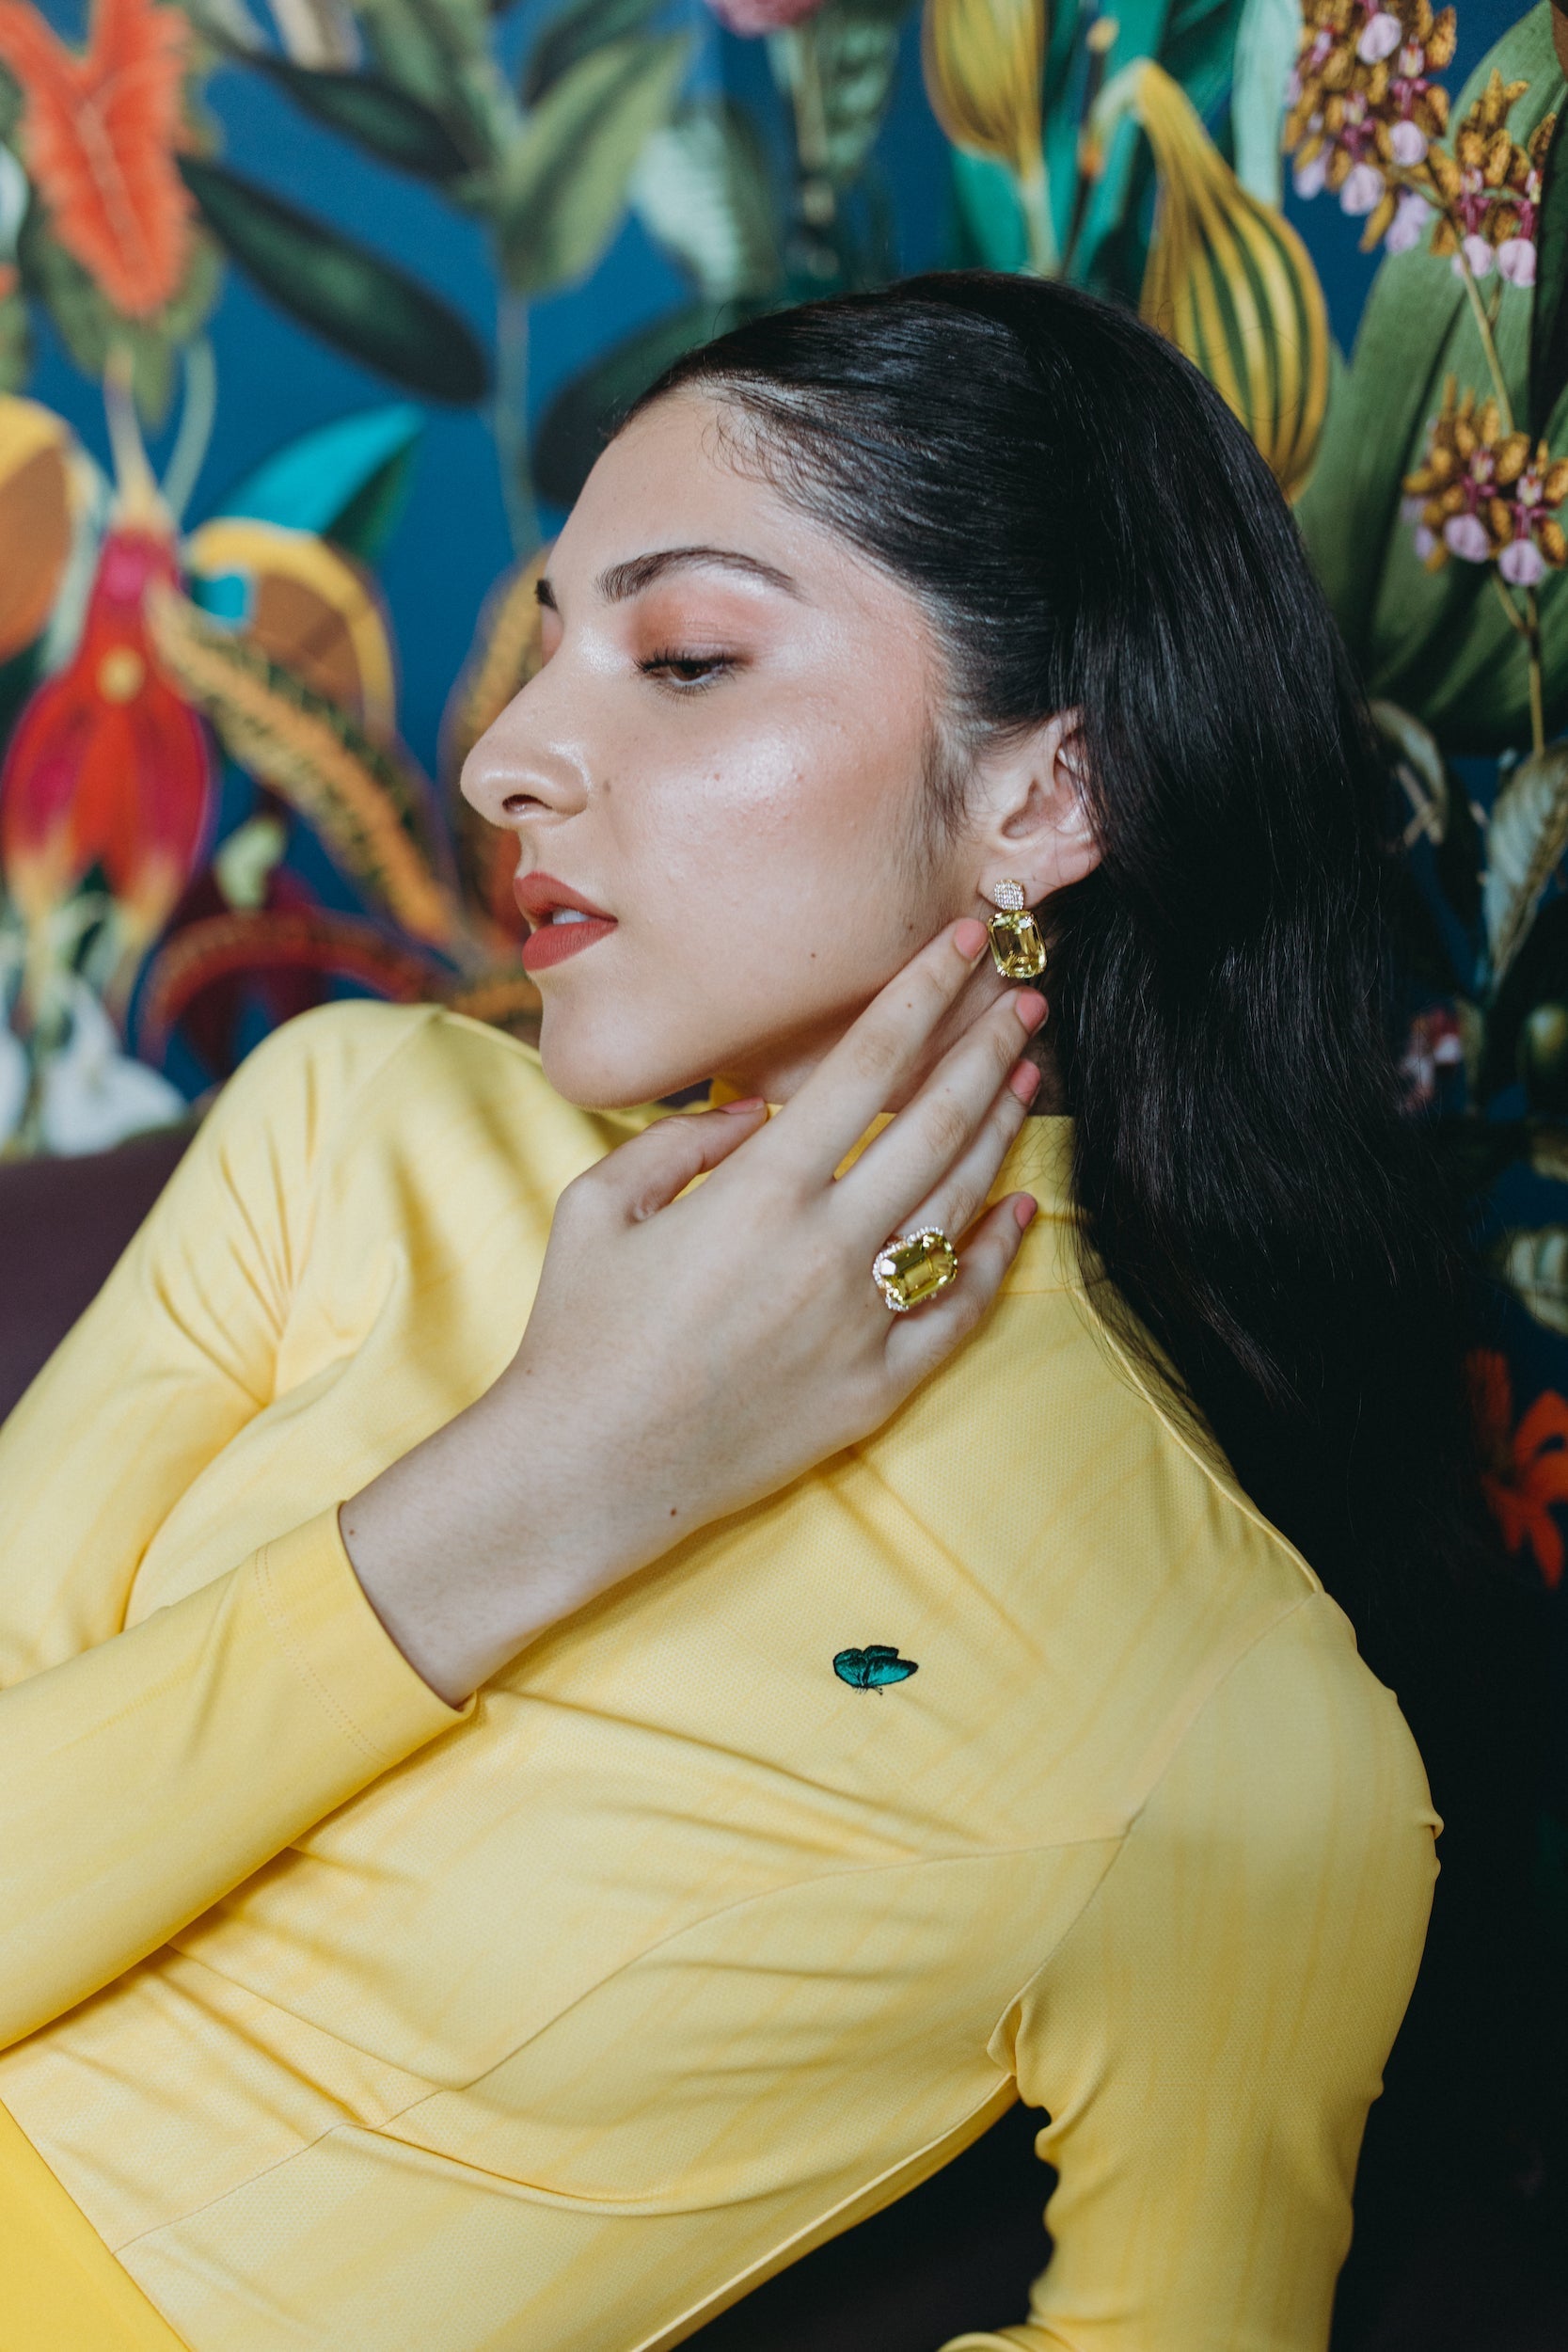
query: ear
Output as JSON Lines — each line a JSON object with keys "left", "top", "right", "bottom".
{"left": 968, "top": 709, "right": 1100, "bottom": 905}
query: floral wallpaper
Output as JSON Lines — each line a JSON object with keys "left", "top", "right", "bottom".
{"left": 0, "top": 0, "right": 1565, "bottom": 1768}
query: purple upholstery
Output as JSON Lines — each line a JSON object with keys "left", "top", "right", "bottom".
{"left": 0, "top": 1125, "right": 193, "bottom": 1425}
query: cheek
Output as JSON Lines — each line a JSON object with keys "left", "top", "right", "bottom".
{"left": 625, "top": 700, "right": 927, "bottom": 924}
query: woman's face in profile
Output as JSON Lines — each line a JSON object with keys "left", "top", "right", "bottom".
{"left": 461, "top": 391, "right": 979, "bottom": 1110}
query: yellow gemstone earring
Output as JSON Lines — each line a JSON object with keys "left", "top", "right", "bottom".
{"left": 985, "top": 882, "right": 1048, "bottom": 981}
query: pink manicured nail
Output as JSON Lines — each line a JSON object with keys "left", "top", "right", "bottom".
{"left": 1009, "top": 1060, "right": 1042, "bottom": 1102}
{"left": 720, "top": 1096, "right": 766, "bottom": 1115}
{"left": 1014, "top": 991, "right": 1047, "bottom": 1031}
{"left": 1015, "top": 1195, "right": 1038, "bottom": 1230}
{"left": 953, "top": 918, "right": 988, "bottom": 961}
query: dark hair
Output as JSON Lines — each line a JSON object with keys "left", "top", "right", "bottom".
{"left": 635, "top": 272, "right": 1483, "bottom": 1661}
{"left": 629, "top": 274, "right": 1558, "bottom": 2295}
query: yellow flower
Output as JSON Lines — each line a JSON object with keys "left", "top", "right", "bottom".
{"left": 1129, "top": 62, "right": 1330, "bottom": 499}
{"left": 922, "top": 0, "right": 1053, "bottom": 266}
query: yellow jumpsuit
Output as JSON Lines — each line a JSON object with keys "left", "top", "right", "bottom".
{"left": 0, "top": 1003, "right": 1439, "bottom": 2352}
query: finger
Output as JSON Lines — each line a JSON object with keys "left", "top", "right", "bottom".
{"left": 891, "top": 1055, "right": 1041, "bottom": 1253}
{"left": 834, "top": 985, "right": 1046, "bottom": 1248}
{"left": 881, "top": 1193, "right": 1036, "bottom": 1389}
{"left": 765, "top": 920, "right": 991, "bottom": 1187}
{"left": 562, "top": 1100, "right": 768, "bottom": 1228}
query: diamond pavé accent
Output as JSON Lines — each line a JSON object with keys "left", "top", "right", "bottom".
{"left": 990, "top": 881, "right": 1025, "bottom": 913}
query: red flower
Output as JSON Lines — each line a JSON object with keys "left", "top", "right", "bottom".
{"left": 0, "top": 0, "right": 195, "bottom": 318}
{"left": 1469, "top": 1348, "right": 1568, "bottom": 1588}
{"left": 0, "top": 522, "right": 214, "bottom": 948}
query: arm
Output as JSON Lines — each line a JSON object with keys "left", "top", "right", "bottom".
{"left": 2, "top": 927, "right": 1041, "bottom": 2041}
{"left": 942, "top": 1595, "right": 1440, "bottom": 2352}
{"left": 0, "top": 1009, "right": 465, "bottom": 2052}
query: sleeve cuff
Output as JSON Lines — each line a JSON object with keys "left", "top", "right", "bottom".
{"left": 252, "top": 1507, "right": 473, "bottom": 1765}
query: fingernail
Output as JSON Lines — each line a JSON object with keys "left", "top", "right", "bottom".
{"left": 1015, "top": 1195, "right": 1038, "bottom": 1231}
{"left": 720, "top": 1095, "right": 766, "bottom": 1115}
{"left": 953, "top": 918, "right": 988, "bottom": 961}
{"left": 1009, "top": 1059, "right": 1042, "bottom": 1102}
{"left": 1014, "top": 991, "right": 1047, "bottom": 1032}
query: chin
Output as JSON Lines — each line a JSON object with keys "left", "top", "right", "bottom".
{"left": 536, "top": 1013, "right": 699, "bottom": 1113}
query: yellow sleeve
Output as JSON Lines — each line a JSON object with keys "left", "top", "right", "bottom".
{"left": 0, "top": 1007, "right": 467, "bottom": 2054}
{"left": 942, "top": 1595, "right": 1440, "bottom": 2352}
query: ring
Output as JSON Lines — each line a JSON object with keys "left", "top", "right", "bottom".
{"left": 872, "top": 1228, "right": 958, "bottom": 1312}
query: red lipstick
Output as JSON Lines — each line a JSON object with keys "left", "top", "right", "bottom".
{"left": 515, "top": 871, "right": 617, "bottom": 974}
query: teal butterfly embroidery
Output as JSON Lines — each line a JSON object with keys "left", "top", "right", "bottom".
{"left": 833, "top": 1645, "right": 919, "bottom": 1691}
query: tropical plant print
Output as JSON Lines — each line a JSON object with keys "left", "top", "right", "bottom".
{"left": 1470, "top": 1345, "right": 1568, "bottom": 1583}
{"left": 0, "top": 0, "right": 1564, "bottom": 1565}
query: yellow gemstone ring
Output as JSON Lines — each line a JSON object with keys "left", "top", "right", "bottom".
{"left": 872, "top": 1228, "right": 958, "bottom": 1312}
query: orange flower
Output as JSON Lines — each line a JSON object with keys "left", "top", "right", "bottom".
{"left": 0, "top": 521, "right": 214, "bottom": 948}
{"left": 0, "top": 0, "right": 195, "bottom": 318}
{"left": 1468, "top": 1348, "right": 1568, "bottom": 1588}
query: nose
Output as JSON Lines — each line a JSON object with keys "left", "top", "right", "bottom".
{"left": 459, "top": 683, "right": 588, "bottom": 833}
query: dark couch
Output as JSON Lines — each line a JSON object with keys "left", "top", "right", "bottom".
{"left": 4, "top": 1129, "right": 1565, "bottom": 2352}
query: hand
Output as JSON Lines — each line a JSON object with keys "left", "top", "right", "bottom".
{"left": 341, "top": 919, "right": 1046, "bottom": 1703}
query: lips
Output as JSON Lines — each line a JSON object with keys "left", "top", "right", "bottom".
{"left": 515, "top": 869, "right": 617, "bottom": 975}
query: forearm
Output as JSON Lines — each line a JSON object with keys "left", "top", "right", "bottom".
{"left": 0, "top": 1510, "right": 464, "bottom": 2050}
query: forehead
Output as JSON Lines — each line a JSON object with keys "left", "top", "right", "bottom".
{"left": 552, "top": 390, "right": 921, "bottom": 634}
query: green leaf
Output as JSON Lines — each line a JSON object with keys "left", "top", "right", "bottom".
{"left": 520, "top": 0, "right": 663, "bottom": 107}
{"left": 0, "top": 272, "right": 28, "bottom": 397}
{"left": 1491, "top": 1224, "right": 1568, "bottom": 1335}
{"left": 1229, "top": 0, "right": 1297, "bottom": 204}
{"left": 253, "top": 56, "right": 475, "bottom": 179}
{"left": 212, "top": 404, "right": 424, "bottom": 559}
{"left": 178, "top": 156, "right": 491, "bottom": 403}
{"left": 1485, "top": 898, "right": 1568, "bottom": 1095}
{"left": 532, "top": 298, "right": 754, "bottom": 508}
{"left": 496, "top": 33, "right": 693, "bottom": 296}
{"left": 1295, "top": 2, "right": 1564, "bottom": 745}
{"left": 16, "top": 209, "right": 222, "bottom": 427}
{"left": 1060, "top": 0, "right": 1173, "bottom": 281}
{"left": 630, "top": 96, "right": 782, "bottom": 301}
{"left": 770, "top": 0, "right": 913, "bottom": 189}
{"left": 1482, "top": 743, "right": 1568, "bottom": 984}
{"left": 949, "top": 151, "right": 1028, "bottom": 273}
{"left": 1370, "top": 695, "right": 1481, "bottom": 929}
{"left": 1529, "top": 103, "right": 1568, "bottom": 438}
{"left": 352, "top": 0, "right": 506, "bottom": 166}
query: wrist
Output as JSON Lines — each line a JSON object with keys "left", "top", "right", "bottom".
{"left": 338, "top": 1397, "right": 625, "bottom": 1704}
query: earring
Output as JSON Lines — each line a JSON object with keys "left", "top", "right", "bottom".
{"left": 985, "top": 882, "right": 1048, "bottom": 981}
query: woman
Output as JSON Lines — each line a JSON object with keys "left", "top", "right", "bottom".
{"left": 0, "top": 273, "right": 1484, "bottom": 2352}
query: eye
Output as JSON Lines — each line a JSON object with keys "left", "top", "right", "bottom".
{"left": 638, "top": 647, "right": 736, "bottom": 691}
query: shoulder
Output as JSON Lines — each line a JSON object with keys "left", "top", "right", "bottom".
{"left": 197, "top": 1003, "right": 670, "bottom": 1239}
{"left": 1112, "top": 1589, "right": 1440, "bottom": 1988}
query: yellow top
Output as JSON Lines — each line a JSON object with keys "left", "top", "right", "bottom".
{"left": 0, "top": 1003, "right": 1439, "bottom": 2352}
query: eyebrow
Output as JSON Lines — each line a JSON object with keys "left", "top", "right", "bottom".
{"left": 533, "top": 546, "right": 801, "bottom": 612}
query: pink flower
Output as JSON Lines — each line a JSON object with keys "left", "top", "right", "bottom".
{"left": 1389, "top": 117, "right": 1428, "bottom": 164}
{"left": 1293, "top": 148, "right": 1329, "bottom": 198}
{"left": 1460, "top": 230, "right": 1494, "bottom": 278}
{"left": 1498, "top": 537, "right": 1546, "bottom": 585}
{"left": 1341, "top": 160, "right": 1385, "bottom": 214}
{"left": 1497, "top": 234, "right": 1536, "bottom": 285}
{"left": 1386, "top": 187, "right": 1433, "bottom": 249}
{"left": 1444, "top": 512, "right": 1492, "bottom": 561}
{"left": 1358, "top": 11, "right": 1402, "bottom": 61}
{"left": 703, "top": 0, "right": 825, "bottom": 29}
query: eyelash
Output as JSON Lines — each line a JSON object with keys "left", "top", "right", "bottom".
{"left": 638, "top": 648, "right": 736, "bottom": 691}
